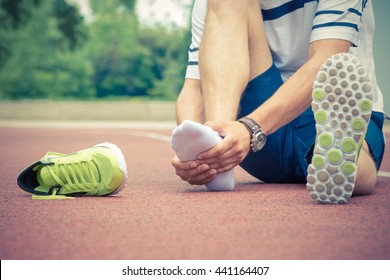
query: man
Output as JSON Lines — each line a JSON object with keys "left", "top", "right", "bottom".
{"left": 170, "top": 0, "right": 386, "bottom": 203}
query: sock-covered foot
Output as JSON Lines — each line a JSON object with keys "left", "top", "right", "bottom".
{"left": 170, "top": 120, "right": 235, "bottom": 191}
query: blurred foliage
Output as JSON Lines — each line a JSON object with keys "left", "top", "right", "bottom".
{"left": 0, "top": 0, "right": 191, "bottom": 100}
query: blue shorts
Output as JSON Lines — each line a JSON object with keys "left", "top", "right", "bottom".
{"left": 237, "top": 64, "right": 386, "bottom": 183}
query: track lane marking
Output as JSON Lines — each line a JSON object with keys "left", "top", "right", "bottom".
{"left": 123, "top": 130, "right": 390, "bottom": 178}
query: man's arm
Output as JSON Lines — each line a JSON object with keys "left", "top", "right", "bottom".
{"left": 198, "top": 39, "right": 351, "bottom": 173}
{"left": 248, "top": 39, "right": 351, "bottom": 134}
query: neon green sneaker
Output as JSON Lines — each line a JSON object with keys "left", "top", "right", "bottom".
{"left": 307, "top": 53, "right": 372, "bottom": 204}
{"left": 17, "top": 142, "right": 128, "bottom": 199}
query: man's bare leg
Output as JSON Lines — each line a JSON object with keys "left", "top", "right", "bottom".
{"left": 174, "top": 1, "right": 379, "bottom": 197}
{"left": 355, "top": 142, "right": 377, "bottom": 195}
{"left": 175, "top": 79, "right": 205, "bottom": 124}
{"left": 199, "top": 0, "right": 272, "bottom": 121}
{"left": 171, "top": 0, "right": 273, "bottom": 188}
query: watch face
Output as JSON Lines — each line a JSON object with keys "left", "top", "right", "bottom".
{"left": 252, "top": 132, "right": 266, "bottom": 152}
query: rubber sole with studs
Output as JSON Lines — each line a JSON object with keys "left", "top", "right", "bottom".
{"left": 306, "top": 53, "right": 373, "bottom": 204}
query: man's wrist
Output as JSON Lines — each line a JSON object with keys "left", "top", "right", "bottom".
{"left": 238, "top": 117, "right": 267, "bottom": 152}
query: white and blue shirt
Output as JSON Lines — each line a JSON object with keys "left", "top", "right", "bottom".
{"left": 185, "top": 0, "right": 383, "bottom": 112}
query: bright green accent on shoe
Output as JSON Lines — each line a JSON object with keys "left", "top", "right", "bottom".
{"left": 313, "top": 89, "right": 325, "bottom": 101}
{"left": 19, "top": 144, "right": 126, "bottom": 197}
{"left": 32, "top": 195, "right": 74, "bottom": 200}
{"left": 318, "top": 133, "right": 333, "bottom": 148}
{"left": 328, "top": 149, "right": 342, "bottom": 164}
{"left": 352, "top": 118, "right": 365, "bottom": 131}
{"left": 31, "top": 188, "right": 75, "bottom": 200}
{"left": 315, "top": 111, "right": 328, "bottom": 124}
{"left": 312, "top": 155, "right": 326, "bottom": 168}
{"left": 341, "top": 138, "right": 356, "bottom": 153}
{"left": 359, "top": 100, "right": 372, "bottom": 111}
{"left": 37, "top": 158, "right": 100, "bottom": 193}
{"left": 41, "top": 147, "right": 123, "bottom": 196}
{"left": 342, "top": 162, "right": 356, "bottom": 175}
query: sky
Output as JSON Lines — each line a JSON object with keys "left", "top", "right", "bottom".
{"left": 135, "top": 0, "right": 192, "bottom": 28}
{"left": 71, "top": 0, "right": 389, "bottom": 112}
{"left": 70, "top": 0, "right": 192, "bottom": 27}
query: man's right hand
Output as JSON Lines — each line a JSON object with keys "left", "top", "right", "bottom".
{"left": 171, "top": 155, "right": 217, "bottom": 185}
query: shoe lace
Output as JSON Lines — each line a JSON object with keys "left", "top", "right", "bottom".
{"left": 46, "top": 158, "right": 99, "bottom": 191}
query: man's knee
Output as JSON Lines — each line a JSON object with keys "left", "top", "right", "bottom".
{"left": 207, "top": 0, "right": 258, "bottom": 15}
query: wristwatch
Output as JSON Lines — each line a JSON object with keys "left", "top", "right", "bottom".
{"left": 238, "top": 117, "right": 267, "bottom": 152}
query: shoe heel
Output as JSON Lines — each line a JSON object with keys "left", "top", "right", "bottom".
{"left": 94, "top": 142, "right": 128, "bottom": 194}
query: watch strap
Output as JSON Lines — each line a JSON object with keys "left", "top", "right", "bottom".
{"left": 238, "top": 117, "right": 261, "bottom": 134}
{"left": 238, "top": 117, "right": 266, "bottom": 152}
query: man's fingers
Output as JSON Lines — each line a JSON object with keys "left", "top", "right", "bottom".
{"left": 171, "top": 155, "right": 218, "bottom": 185}
{"left": 188, "top": 169, "right": 217, "bottom": 185}
{"left": 176, "top": 163, "right": 209, "bottom": 180}
{"left": 172, "top": 156, "right": 198, "bottom": 170}
{"left": 208, "top": 158, "right": 237, "bottom": 172}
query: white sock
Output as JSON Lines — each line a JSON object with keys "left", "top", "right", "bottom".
{"left": 170, "top": 120, "right": 235, "bottom": 191}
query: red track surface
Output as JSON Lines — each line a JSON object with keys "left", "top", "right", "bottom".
{"left": 0, "top": 125, "right": 389, "bottom": 260}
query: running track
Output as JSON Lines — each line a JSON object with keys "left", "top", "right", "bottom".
{"left": 0, "top": 122, "right": 389, "bottom": 260}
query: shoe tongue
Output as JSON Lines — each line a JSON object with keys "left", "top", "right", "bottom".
{"left": 38, "top": 166, "right": 59, "bottom": 187}
{"left": 38, "top": 162, "right": 100, "bottom": 188}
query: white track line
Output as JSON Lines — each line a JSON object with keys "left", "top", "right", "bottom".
{"left": 124, "top": 130, "right": 390, "bottom": 179}
{"left": 378, "top": 171, "right": 390, "bottom": 178}
{"left": 2, "top": 120, "right": 388, "bottom": 177}
{"left": 124, "top": 130, "right": 171, "bottom": 142}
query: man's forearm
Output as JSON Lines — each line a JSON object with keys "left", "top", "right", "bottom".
{"left": 247, "top": 60, "right": 317, "bottom": 135}
{"left": 248, "top": 39, "right": 351, "bottom": 135}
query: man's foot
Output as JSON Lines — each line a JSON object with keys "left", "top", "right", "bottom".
{"left": 170, "top": 120, "right": 235, "bottom": 191}
{"left": 307, "top": 53, "right": 373, "bottom": 203}
{"left": 17, "top": 142, "right": 128, "bottom": 199}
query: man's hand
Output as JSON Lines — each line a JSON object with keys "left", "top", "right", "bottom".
{"left": 171, "top": 155, "right": 217, "bottom": 185}
{"left": 196, "top": 121, "right": 251, "bottom": 172}
{"left": 171, "top": 120, "right": 250, "bottom": 185}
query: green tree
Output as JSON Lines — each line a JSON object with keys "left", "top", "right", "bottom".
{"left": 87, "top": 0, "right": 156, "bottom": 98}
{"left": 141, "top": 26, "right": 190, "bottom": 100}
{"left": 0, "top": 0, "right": 41, "bottom": 67}
{"left": 0, "top": 0, "right": 93, "bottom": 99}
{"left": 53, "top": 0, "right": 88, "bottom": 50}
{"left": 87, "top": 0, "right": 190, "bottom": 99}
{"left": 0, "top": 0, "right": 192, "bottom": 100}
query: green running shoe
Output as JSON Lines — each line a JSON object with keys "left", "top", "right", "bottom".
{"left": 307, "top": 53, "right": 372, "bottom": 204}
{"left": 17, "top": 142, "right": 128, "bottom": 199}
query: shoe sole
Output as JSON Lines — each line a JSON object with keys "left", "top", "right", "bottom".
{"left": 94, "top": 142, "right": 128, "bottom": 195}
{"left": 306, "top": 53, "right": 373, "bottom": 204}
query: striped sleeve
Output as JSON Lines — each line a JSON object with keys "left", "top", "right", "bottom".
{"left": 310, "top": 0, "right": 367, "bottom": 47}
{"left": 186, "top": 46, "right": 200, "bottom": 79}
{"left": 185, "top": 0, "right": 207, "bottom": 80}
